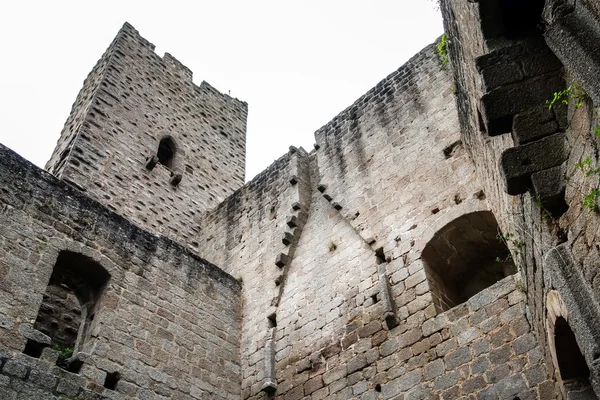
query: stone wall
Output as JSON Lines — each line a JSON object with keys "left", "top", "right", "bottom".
{"left": 0, "top": 143, "right": 242, "bottom": 399}
{"left": 194, "top": 146, "right": 313, "bottom": 398}
{"left": 313, "top": 44, "right": 482, "bottom": 260}
{"left": 45, "top": 23, "right": 248, "bottom": 247}
{"left": 184, "top": 41, "right": 558, "bottom": 399}
{"left": 5, "top": 11, "right": 600, "bottom": 398}
{"left": 441, "top": 0, "right": 600, "bottom": 397}
{"left": 261, "top": 45, "right": 555, "bottom": 400}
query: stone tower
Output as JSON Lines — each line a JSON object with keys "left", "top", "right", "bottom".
{"left": 46, "top": 22, "right": 248, "bottom": 243}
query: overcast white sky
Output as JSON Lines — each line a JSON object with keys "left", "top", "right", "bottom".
{"left": 0, "top": 1, "right": 442, "bottom": 181}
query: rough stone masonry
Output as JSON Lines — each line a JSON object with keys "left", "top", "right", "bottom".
{"left": 0, "top": 2, "right": 600, "bottom": 399}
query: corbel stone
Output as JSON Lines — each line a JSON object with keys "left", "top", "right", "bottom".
{"left": 378, "top": 264, "right": 399, "bottom": 329}
{"left": 282, "top": 231, "right": 295, "bottom": 246}
{"left": 531, "top": 165, "right": 568, "bottom": 217}
{"left": 18, "top": 324, "right": 51, "bottom": 346}
{"left": 286, "top": 215, "right": 298, "bottom": 228}
{"left": 275, "top": 253, "right": 290, "bottom": 268}
{"left": 261, "top": 328, "right": 277, "bottom": 394}
{"left": 145, "top": 155, "right": 159, "bottom": 170}
{"left": 500, "top": 132, "right": 568, "bottom": 195}
{"left": 170, "top": 173, "right": 182, "bottom": 187}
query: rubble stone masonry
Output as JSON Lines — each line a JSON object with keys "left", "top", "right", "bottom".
{"left": 1, "top": 3, "right": 600, "bottom": 398}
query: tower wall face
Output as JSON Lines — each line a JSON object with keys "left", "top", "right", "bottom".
{"left": 46, "top": 23, "right": 247, "bottom": 245}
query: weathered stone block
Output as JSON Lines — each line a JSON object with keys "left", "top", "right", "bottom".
{"left": 480, "top": 74, "right": 565, "bottom": 135}
{"left": 500, "top": 132, "right": 568, "bottom": 195}
{"left": 531, "top": 165, "right": 568, "bottom": 217}
{"left": 512, "top": 107, "right": 559, "bottom": 145}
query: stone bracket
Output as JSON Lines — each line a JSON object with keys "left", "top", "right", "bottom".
{"left": 260, "top": 327, "right": 277, "bottom": 394}
{"left": 378, "top": 264, "right": 399, "bottom": 329}
{"left": 500, "top": 132, "right": 568, "bottom": 194}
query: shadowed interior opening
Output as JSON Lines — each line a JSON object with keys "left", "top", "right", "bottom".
{"left": 554, "top": 317, "right": 597, "bottom": 398}
{"left": 422, "top": 211, "right": 517, "bottom": 313}
{"left": 480, "top": 0, "right": 546, "bottom": 41}
{"left": 33, "top": 251, "right": 110, "bottom": 353}
{"left": 157, "top": 137, "right": 175, "bottom": 169}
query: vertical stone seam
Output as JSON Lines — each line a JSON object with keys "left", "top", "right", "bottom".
{"left": 260, "top": 147, "right": 312, "bottom": 394}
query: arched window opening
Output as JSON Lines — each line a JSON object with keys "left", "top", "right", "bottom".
{"left": 480, "top": 0, "right": 546, "bottom": 41}
{"left": 157, "top": 137, "right": 175, "bottom": 169}
{"left": 422, "top": 211, "right": 517, "bottom": 313}
{"left": 32, "top": 251, "right": 110, "bottom": 355}
{"left": 555, "top": 317, "right": 598, "bottom": 398}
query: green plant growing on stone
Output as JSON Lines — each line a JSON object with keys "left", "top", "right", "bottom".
{"left": 44, "top": 198, "right": 53, "bottom": 207}
{"left": 583, "top": 190, "right": 600, "bottom": 212}
{"left": 328, "top": 241, "right": 337, "bottom": 252}
{"left": 495, "top": 232, "right": 523, "bottom": 263}
{"left": 546, "top": 81, "right": 586, "bottom": 110}
{"left": 575, "top": 157, "right": 600, "bottom": 177}
{"left": 437, "top": 34, "right": 449, "bottom": 65}
{"left": 82, "top": 216, "right": 92, "bottom": 226}
{"left": 574, "top": 157, "right": 600, "bottom": 212}
{"left": 534, "top": 197, "right": 551, "bottom": 220}
{"left": 52, "top": 344, "right": 73, "bottom": 359}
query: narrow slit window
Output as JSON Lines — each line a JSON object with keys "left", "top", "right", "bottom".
{"left": 157, "top": 137, "right": 175, "bottom": 169}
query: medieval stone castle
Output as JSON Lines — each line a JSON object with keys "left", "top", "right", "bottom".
{"left": 1, "top": 1, "right": 599, "bottom": 399}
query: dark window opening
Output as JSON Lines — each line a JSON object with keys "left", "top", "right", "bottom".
{"left": 157, "top": 137, "right": 175, "bottom": 169}
{"left": 104, "top": 371, "right": 121, "bottom": 390}
{"left": 23, "top": 339, "right": 46, "bottom": 358}
{"left": 422, "top": 211, "right": 517, "bottom": 313}
{"left": 375, "top": 247, "right": 386, "bottom": 264}
{"left": 555, "top": 317, "right": 597, "bottom": 398}
{"left": 267, "top": 313, "right": 277, "bottom": 328}
{"left": 33, "top": 251, "right": 110, "bottom": 356}
{"left": 480, "top": 0, "right": 545, "bottom": 41}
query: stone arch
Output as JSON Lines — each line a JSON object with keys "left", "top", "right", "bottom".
{"left": 421, "top": 210, "right": 517, "bottom": 313}
{"left": 33, "top": 251, "right": 110, "bottom": 353}
{"left": 546, "top": 290, "right": 598, "bottom": 399}
{"left": 157, "top": 136, "right": 176, "bottom": 169}
{"left": 414, "top": 199, "right": 489, "bottom": 255}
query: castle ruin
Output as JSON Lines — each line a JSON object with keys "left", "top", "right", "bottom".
{"left": 1, "top": 1, "right": 600, "bottom": 399}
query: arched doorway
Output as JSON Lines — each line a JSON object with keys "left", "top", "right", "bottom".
{"left": 421, "top": 211, "right": 517, "bottom": 313}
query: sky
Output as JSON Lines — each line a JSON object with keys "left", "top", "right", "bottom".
{"left": 0, "top": 1, "right": 442, "bottom": 181}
